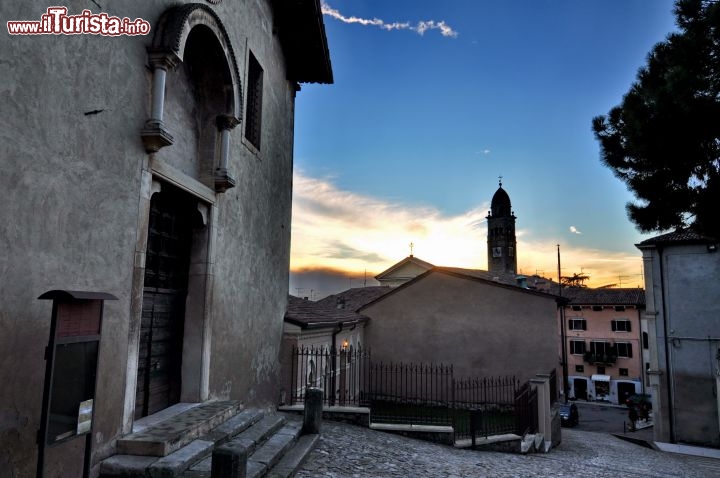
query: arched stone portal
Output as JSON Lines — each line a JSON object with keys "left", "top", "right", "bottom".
{"left": 125, "top": 3, "right": 242, "bottom": 431}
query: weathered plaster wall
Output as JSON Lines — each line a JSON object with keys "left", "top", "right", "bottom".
{"left": 663, "top": 246, "right": 720, "bottom": 446}
{"left": 0, "top": 1, "right": 297, "bottom": 476}
{"left": 363, "top": 273, "right": 558, "bottom": 382}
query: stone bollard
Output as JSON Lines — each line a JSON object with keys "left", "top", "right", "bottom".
{"left": 211, "top": 441, "right": 248, "bottom": 478}
{"left": 303, "top": 387, "right": 323, "bottom": 434}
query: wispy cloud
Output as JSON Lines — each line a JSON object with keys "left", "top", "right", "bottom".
{"left": 291, "top": 171, "right": 644, "bottom": 290}
{"left": 569, "top": 226, "right": 582, "bottom": 234}
{"left": 321, "top": 2, "right": 458, "bottom": 38}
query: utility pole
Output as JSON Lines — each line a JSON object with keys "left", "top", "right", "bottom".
{"left": 558, "top": 244, "right": 569, "bottom": 403}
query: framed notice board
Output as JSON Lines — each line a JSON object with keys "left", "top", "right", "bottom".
{"left": 36, "top": 290, "right": 117, "bottom": 478}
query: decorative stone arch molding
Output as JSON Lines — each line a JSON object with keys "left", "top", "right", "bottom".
{"left": 141, "top": 3, "right": 242, "bottom": 192}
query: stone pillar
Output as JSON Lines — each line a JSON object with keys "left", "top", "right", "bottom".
{"left": 213, "top": 115, "right": 240, "bottom": 192}
{"left": 141, "top": 50, "right": 180, "bottom": 153}
{"left": 303, "top": 387, "right": 323, "bottom": 434}
{"left": 530, "top": 377, "right": 551, "bottom": 452}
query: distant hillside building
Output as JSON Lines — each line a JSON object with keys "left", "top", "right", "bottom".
{"left": 487, "top": 180, "right": 518, "bottom": 275}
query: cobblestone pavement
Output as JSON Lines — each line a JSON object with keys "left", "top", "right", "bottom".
{"left": 296, "top": 421, "right": 720, "bottom": 477}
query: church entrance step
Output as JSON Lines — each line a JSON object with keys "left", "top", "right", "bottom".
{"left": 100, "top": 410, "right": 318, "bottom": 478}
{"left": 117, "top": 401, "right": 243, "bottom": 457}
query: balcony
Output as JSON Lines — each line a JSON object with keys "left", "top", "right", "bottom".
{"left": 583, "top": 352, "right": 617, "bottom": 365}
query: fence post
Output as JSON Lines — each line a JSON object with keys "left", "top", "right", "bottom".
{"left": 303, "top": 387, "right": 323, "bottom": 434}
{"left": 530, "top": 377, "right": 550, "bottom": 451}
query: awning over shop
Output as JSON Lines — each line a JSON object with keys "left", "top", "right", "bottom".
{"left": 591, "top": 374, "right": 611, "bottom": 382}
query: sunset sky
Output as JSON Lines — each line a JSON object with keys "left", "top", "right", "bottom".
{"left": 289, "top": 0, "right": 678, "bottom": 299}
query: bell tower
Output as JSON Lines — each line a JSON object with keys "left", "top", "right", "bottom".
{"left": 487, "top": 178, "right": 517, "bottom": 274}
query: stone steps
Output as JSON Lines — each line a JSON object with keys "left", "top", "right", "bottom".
{"left": 100, "top": 403, "right": 317, "bottom": 478}
{"left": 117, "top": 401, "right": 243, "bottom": 457}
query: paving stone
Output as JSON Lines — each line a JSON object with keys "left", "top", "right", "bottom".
{"left": 266, "top": 434, "right": 319, "bottom": 478}
{"left": 295, "top": 420, "right": 720, "bottom": 478}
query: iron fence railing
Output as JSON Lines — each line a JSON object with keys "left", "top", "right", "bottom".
{"left": 287, "top": 347, "right": 537, "bottom": 439}
{"left": 289, "top": 345, "right": 370, "bottom": 407}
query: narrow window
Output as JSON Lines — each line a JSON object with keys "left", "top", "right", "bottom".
{"left": 643, "top": 331, "right": 649, "bottom": 349}
{"left": 617, "top": 342, "right": 633, "bottom": 358}
{"left": 245, "top": 52, "right": 263, "bottom": 149}
{"left": 570, "top": 340, "right": 586, "bottom": 355}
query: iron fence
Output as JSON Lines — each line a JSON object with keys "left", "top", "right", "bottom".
{"left": 514, "top": 381, "right": 538, "bottom": 436}
{"left": 289, "top": 345, "right": 370, "bottom": 407}
{"left": 287, "top": 347, "right": 537, "bottom": 439}
{"left": 452, "top": 376, "right": 520, "bottom": 440}
{"left": 367, "top": 362, "right": 454, "bottom": 426}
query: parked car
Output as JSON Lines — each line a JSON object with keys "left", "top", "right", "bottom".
{"left": 559, "top": 403, "right": 579, "bottom": 427}
{"left": 625, "top": 394, "right": 652, "bottom": 409}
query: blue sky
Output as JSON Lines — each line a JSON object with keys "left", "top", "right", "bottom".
{"left": 290, "top": 0, "right": 678, "bottom": 298}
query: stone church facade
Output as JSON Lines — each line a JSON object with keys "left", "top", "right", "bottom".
{"left": 0, "top": 1, "right": 331, "bottom": 476}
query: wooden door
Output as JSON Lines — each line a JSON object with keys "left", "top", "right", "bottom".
{"left": 136, "top": 187, "right": 194, "bottom": 419}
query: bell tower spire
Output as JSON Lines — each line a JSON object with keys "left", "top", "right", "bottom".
{"left": 487, "top": 179, "right": 517, "bottom": 274}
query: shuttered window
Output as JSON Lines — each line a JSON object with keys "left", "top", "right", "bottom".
{"left": 245, "top": 52, "right": 263, "bottom": 149}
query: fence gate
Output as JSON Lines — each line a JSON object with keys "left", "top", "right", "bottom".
{"left": 514, "top": 382, "right": 538, "bottom": 436}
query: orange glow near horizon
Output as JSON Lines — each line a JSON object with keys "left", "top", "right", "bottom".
{"left": 291, "top": 172, "right": 645, "bottom": 290}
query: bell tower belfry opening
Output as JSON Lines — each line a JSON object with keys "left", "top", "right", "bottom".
{"left": 487, "top": 178, "right": 517, "bottom": 275}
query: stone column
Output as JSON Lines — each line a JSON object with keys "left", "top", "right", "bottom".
{"left": 214, "top": 115, "right": 240, "bottom": 192}
{"left": 141, "top": 50, "right": 180, "bottom": 153}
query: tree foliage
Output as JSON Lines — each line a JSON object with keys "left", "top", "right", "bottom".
{"left": 592, "top": 0, "right": 720, "bottom": 238}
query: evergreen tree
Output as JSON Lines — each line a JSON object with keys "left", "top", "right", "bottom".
{"left": 592, "top": 0, "right": 720, "bottom": 238}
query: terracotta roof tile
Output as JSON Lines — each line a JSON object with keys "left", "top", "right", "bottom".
{"left": 564, "top": 288, "right": 646, "bottom": 306}
{"left": 285, "top": 295, "right": 367, "bottom": 329}
{"left": 637, "top": 229, "right": 717, "bottom": 246}
{"left": 315, "top": 286, "right": 392, "bottom": 312}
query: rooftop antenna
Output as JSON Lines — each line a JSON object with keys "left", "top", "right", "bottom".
{"left": 409, "top": 242, "right": 414, "bottom": 257}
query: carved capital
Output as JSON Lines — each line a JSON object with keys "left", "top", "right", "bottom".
{"left": 216, "top": 114, "right": 241, "bottom": 131}
{"left": 147, "top": 48, "right": 181, "bottom": 71}
{"left": 214, "top": 168, "right": 236, "bottom": 193}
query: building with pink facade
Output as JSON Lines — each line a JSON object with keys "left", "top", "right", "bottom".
{"left": 562, "top": 288, "right": 646, "bottom": 405}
